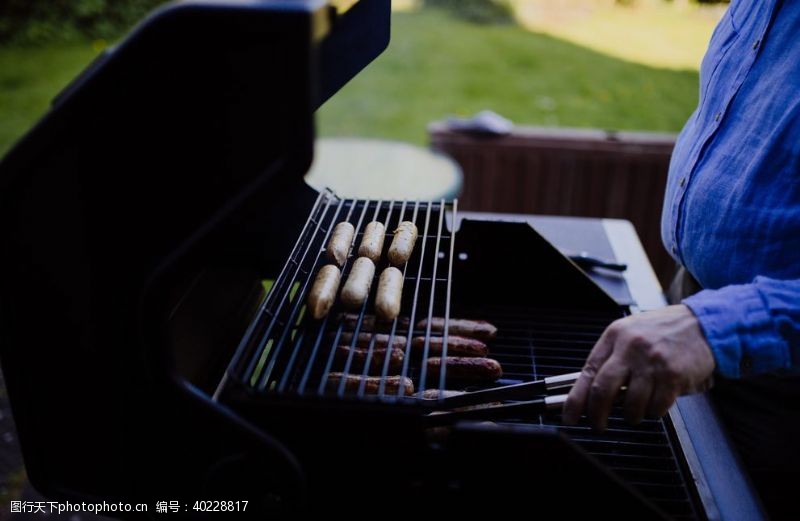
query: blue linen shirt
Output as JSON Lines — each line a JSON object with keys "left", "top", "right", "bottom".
{"left": 661, "top": 0, "right": 800, "bottom": 378}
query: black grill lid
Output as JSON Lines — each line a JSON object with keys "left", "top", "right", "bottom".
{"left": 0, "top": 0, "right": 389, "bottom": 505}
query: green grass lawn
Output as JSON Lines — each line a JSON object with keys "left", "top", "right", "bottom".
{"left": 318, "top": 9, "right": 700, "bottom": 144}
{"left": 0, "top": 8, "right": 701, "bottom": 156}
{"left": 0, "top": 43, "right": 99, "bottom": 156}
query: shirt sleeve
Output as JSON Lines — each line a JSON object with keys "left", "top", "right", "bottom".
{"left": 682, "top": 276, "right": 800, "bottom": 378}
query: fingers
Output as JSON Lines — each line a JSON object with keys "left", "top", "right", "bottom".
{"left": 623, "top": 374, "right": 653, "bottom": 425}
{"left": 562, "top": 326, "right": 617, "bottom": 425}
{"left": 587, "top": 355, "right": 629, "bottom": 431}
{"left": 562, "top": 370, "right": 592, "bottom": 425}
{"left": 647, "top": 383, "right": 678, "bottom": 418}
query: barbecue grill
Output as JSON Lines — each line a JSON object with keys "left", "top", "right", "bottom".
{"left": 0, "top": 1, "right": 765, "bottom": 519}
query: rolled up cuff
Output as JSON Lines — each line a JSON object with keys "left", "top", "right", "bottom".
{"left": 683, "top": 284, "right": 790, "bottom": 379}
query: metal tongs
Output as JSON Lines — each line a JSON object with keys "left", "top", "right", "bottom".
{"left": 423, "top": 371, "right": 581, "bottom": 426}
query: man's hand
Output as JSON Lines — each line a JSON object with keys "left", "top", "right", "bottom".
{"left": 562, "top": 305, "right": 715, "bottom": 431}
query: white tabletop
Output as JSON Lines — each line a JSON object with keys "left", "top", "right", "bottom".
{"left": 305, "top": 137, "right": 463, "bottom": 201}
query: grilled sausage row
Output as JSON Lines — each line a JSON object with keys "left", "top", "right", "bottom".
{"left": 326, "top": 219, "right": 418, "bottom": 268}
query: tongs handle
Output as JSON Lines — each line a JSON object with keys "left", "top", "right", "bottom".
{"left": 426, "top": 371, "right": 581, "bottom": 410}
{"left": 425, "top": 395, "right": 569, "bottom": 426}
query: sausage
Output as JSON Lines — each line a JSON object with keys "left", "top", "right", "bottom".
{"left": 340, "top": 257, "right": 375, "bottom": 309}
{"left": 326, "top": 372, "right": 415, "bottom": 396}
{"left": 426, "top": 357, "right": 503, "bottom": 383}
{"left": 326, "top": 222, "right": 355, "bottom": 266}
{"left": 307, "top": 264, "right": 341, "bottom": 320}
{"left": 387, "top": 221, "right": 418, "bottom": 266}
{"left": 416, "top": 317, "right": 498, "bottom": 341}
{"left": 375, "top": 267, "right": 404, "bottom": 321}
{"left": 333, "top": 331, "right": 407, "bottom": 350}
{"left": 334, "top": 345, "right": 404, "bottom": 374}
{"left": 337, "top": 313, "right": 410, "bottom": 331}
{"left": 358, "top": 221, "right": 386, "bottom": 263}
{"left": 411, "top": 335, "right": 488, "bottom": 357}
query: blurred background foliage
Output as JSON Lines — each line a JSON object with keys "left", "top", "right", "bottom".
{"left": 0, "top": 0, "right": 728, "bottom": 155}
{"left": 0, "top": 0, "right": 166, "bottom": 45}
{"left": 0, "top": 0, "right": 730, "bottom": 44}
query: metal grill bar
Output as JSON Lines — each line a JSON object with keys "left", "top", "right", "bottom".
{"left": 376, "top": 201, "right": 416, "bottom": 397}
{"left": 415, "top": 200, "right": 448, "bottom": 396}
{"left": 353, "top": 200, "right": 395, "bottom": 397}
{"left": 395, "top": 201, "right": 434, "bottom": 398}
{"left": 253, "top": 199, "right": 356, "bottom": 391}
{"left": 212, "top": 189, "right": 333, "bottom": 401}
{"left": 438, "top": 199, "right": 457, "bottom": 394}
{"left": 329, "top": 200, "right": 374, "bottom": 395}
{"left": 248, "top": 196, "right": 345, "bottom": 384}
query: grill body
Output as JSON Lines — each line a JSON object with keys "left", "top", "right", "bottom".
{"left": 211, "top": 192, "right": 697, "bottom": 519}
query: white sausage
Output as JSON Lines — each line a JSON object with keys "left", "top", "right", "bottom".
{"left": 340, "top": 257, "right": 375, "bottom": 309}
{"left": 388, "top": 221, "right": 418, "bottom": 266}
{"left": 307, "top": 264, "right": 341, "bottom": 320}
{"left": 375, "top": 267, "right": 404, "bottom": 321}
{"left": 358, "top": 221, "right": 386, "bottom": 263}
{"left": 326, "top": 222, "right": 355, "bottom": 266}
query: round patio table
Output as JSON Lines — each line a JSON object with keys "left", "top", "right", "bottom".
{"left": 304, "top": 137, "right": 462, "bottom": 201}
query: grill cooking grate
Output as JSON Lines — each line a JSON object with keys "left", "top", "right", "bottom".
{"left": 474, "top": 305, "right": 703, "bottom": 520}
{"left": 218, "top": 190, "right": 458, "bottom": 400}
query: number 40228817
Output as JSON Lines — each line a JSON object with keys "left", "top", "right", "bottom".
{"left": 193, "top": 501, "right": 248, "bottom": 512}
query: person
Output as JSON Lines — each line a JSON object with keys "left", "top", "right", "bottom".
{"left": 561, "top": 0, "right": 800, "bottom": 518}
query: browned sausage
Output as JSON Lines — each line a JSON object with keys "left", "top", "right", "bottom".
{"left": 417, "top": 318, "right": 498, "bottom": 341}
{"left": 426, "top": 357, "right": 503, "bottom": 383}
{"left": 326, "top": 373, "right": 415, "bottom": 396}
{"left": 375, "top": 267, "right": 403, "bottom": 321}
{"left": 326, "top": 222, "right": 355, "bottom": 266}
{"left": 307, "top": 264, "right": 341, "bottom": 320}
{"left": 334, "top": 345, "right": 404, "bottom": 374}
{"left": 340, "top": 257, "right": 375, "bottom": 309}
{"left": 411, "top": 335, "right": 488, "bottom": 357}
{"left": 332, "top": 331, "right": 407, "bottom": 350}
{"left": 358, "top": 221, "right": 386, "bottom": 263}
{"left": 337, "top": 313, "right": 410, "bottom": 331}
{"left": 387, "top": 221, "right": 418, "bottom": 266}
